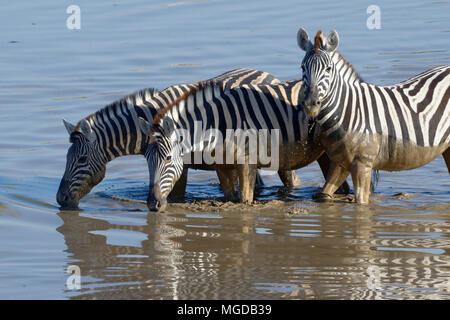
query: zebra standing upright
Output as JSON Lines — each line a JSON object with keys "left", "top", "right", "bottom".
{"left": 297, "top": 28, "right": 450, "bottom": 204}
{"left": 56, "top": 68, "right": 301, "bottom": 209}
{"left": 139, "top": 77, "right": 350, "bottom": 212}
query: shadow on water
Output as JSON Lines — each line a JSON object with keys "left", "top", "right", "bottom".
{"left": 0, "top": 169, "right": 449, "bottom": 299}
{"left": 54, "top": 189, "right": 450, "bottom": 299}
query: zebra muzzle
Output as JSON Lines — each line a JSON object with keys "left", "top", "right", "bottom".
{"left": 304, "top": 85, "right": 321, "bottom": 117}
{"left": 56, "top": 182, "right": 79, "bottom": 209}
{"left": 147, "top": 185, "right": 167, "bottom": 212}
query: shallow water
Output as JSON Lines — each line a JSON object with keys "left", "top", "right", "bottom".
{"left": 0, "top": 0, "right": 449, "bottom": 299}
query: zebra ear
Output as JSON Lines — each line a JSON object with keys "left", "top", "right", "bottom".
{"left": 325, "top": 30, "right": 339, "bottom": 52}
{"left": 297, "top": 28, "right": 312, "bottom": 52}
{"left": 78, "top": 119, "right": 95, "bottom": 142}
{"left": 63, "top": 119, "right": 75, "bottom": 135}
{"left": 161, "top": 118, "right": 176, "bottom": 137}
{"left": 137, "top": 117, "right": 151, "bottom": 136}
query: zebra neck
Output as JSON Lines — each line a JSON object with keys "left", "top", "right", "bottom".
{"left": 88, "top": 95, "right": 159, "bottom": 162}
{"left": 168, "top": 114, "right": 218, "bottom": 156}
{"left": 317, "top": 56, "right": 364, "bottom": 133}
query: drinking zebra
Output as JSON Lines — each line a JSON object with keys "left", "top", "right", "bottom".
{"left": 139, "top": 78, "right": 350, "bottom": 212}
{"left": 56, "top": 68, "right": 301, "bottom": 209}
{"left": 297, "top": 28, "right": 450, "bottom": 204}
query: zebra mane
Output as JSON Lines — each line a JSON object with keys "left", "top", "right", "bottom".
{"left": 333, "top": 51, "right": 363, "bottom": 82}
{"left": 309, "top": 30, "right": 362, "bottom": 82}
{"left": 73, "top": 87, "right": 159, "bottom": 133}
{"left": 314, "top": 30, "right": 323, "bottom": 55}
{"left": 150, "top": 79, "right": 217, "bottom": 133}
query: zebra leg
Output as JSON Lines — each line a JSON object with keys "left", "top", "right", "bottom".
{"left": 316, "top": 153, "right": 350, "bottom": 194}
{"left": 216, "top": 166, "right": 239, "bottom": 201}
{"left": 315, "top": 161, "right": 351, "bottom": 200}
{"left": 238, "top": 161, "right": 257, "bottom": 204}
{"left": 278, "top": 170, "right": 301, "bottom": 188}
{"left": 444, "top": 148, "right": 450, "bottom": 174}
{"left": 351, "top": 160, "right": 372, "bottom": 205}
{"left": 167, "top": 167, "right": 188, "bottom": 201}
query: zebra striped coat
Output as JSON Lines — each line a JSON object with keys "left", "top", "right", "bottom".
{"left": 297, "top": 28, "right": 450, "bottom": 204}
{"left": 56, "top": 68, "right": 296, "bottom": 209}
{"left": 141, "top": 78, "right": 350, "bottom": 211}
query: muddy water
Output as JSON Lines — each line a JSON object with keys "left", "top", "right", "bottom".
{"left": 0, "top": 0, "right": 449, "bottom": 299}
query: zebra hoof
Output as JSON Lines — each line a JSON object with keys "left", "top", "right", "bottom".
{"left": 239, "top": 199, "right": 254, "bottom": 205}
{"left": 312, "top": 192, "right": 334, "bottom": 202}
{"left": 333, "top": 193, "right": 356, "bottom": 203}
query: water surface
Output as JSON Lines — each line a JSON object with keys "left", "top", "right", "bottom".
{"left": 0, "top": 0, "right": 449, "bottom": 299}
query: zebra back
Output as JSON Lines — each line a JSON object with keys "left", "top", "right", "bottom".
{"left": 317, "top": 52, "right": 450, "bottom": 149}
{"left": 71, "top": 68, "right": 282, "bottom": 159}
{"left": 146, "top": 77, "right": 322, "bottom": 158}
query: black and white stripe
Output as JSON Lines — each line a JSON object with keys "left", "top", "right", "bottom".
{"left": 56, "top": 68, "right": 282, "bottom": 208}
{"left": 297, "top": 28, "right": 449, "bottom": 204}
{"left": 302, "top": 49, "right": 450, "bottom": 153}
{"left": 85, "top": 68, "right": 280, "bottom": 160}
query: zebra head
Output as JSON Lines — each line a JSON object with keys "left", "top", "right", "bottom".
{"left": 139, "top": 117, "right": 184, "bottom": 212}
{"left": 297, "top": 28, "right": 339, "bottom": 117}
{"left": 57, "top": 119, "right": 106, "bottom": 209}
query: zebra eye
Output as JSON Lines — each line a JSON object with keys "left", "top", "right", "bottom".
{"left": 79, "top": 155, "right": 88, "bottom": 163}
{"left": 165, "top": 155, "right": 172, "bottom": 161}
{"left": 325, "top": 66, "right": 332, "bottom": 73}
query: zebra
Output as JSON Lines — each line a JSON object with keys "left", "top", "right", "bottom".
{"left": 138, "top": 78, "right": 351, "bottom": 212}
{"left": 56, "top": 68, "right": 301, "bottom": 209}
{"left": 297, "top": 28, "right": 450, "bottom": 204}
